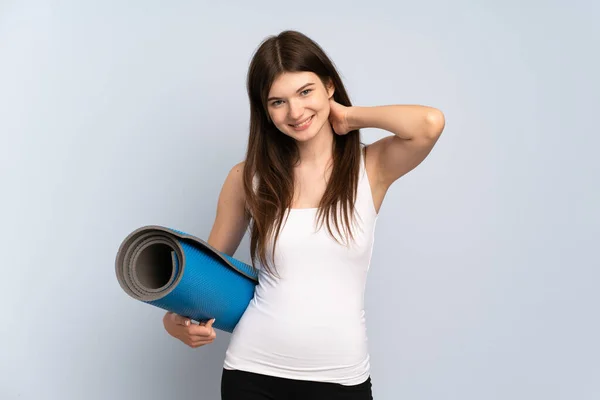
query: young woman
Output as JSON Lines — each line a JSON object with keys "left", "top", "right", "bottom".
{"left": 163, "top": 30, "right": 445, "bottom": 399}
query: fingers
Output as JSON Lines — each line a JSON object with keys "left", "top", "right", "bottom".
{"left": 168, "top": 312, "right": 191, "bottom": 326}
{"left": 189, "top": 336, "right": 215, "bottom": 348}
{"left": 164, "top": 313, "right": 217, "bottom": 348}
{"left": 182, "top": 318, "right": 216, "bottom": 348}
{"left": 201, "top": 318, "right": 216, "bottom": 328}
{"left": 188, "top": 319, "right": 216, "bottom": 339}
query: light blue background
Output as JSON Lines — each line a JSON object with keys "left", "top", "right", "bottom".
{"left": 1, "top": 1, "right": 598, "bottom": 399}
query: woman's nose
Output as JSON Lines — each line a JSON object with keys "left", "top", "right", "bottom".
{"left": 288, "top": 100, "right": 304, "bottom": 120}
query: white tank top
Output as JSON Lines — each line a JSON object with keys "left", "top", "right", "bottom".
{"left": 223, "top": 149, "right": 378, "bottom": 386}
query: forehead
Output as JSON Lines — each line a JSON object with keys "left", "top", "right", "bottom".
{"left": 268, "top": 71, "right": 320, "bottom": 96}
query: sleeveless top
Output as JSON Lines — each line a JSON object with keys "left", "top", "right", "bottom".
{"left": 223, "top": 149, "right": 378, "bottom": 386}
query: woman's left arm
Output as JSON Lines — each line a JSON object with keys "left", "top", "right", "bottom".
{"left": 343, "top": 104, "right": 445, "bottom": 189}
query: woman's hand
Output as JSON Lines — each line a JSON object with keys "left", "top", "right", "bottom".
{"left": 163, "top": 312, "right": 217, "bottom": 348}
{"left": 328, "top": 98, "right": 352, "bottom": 135}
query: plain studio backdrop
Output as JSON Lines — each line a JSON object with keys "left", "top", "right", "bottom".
{"left": 1, "top": 1, "right": 598, "bottom": 399}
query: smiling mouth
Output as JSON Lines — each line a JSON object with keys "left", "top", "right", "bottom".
{"left": 289, "top": 115, "right": 314, "bottom": 128}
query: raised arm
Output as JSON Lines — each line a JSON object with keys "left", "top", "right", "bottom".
{"left": 329, "top": 100, "right": 445, "bottom": 211}
{"left": 357, "top": 105, "right": 445, "bottom": 193}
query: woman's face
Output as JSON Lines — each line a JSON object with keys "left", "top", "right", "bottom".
{"left": 266, "top": 71, "right": 335, "bottom": 142}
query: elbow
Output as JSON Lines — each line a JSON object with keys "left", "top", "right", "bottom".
{"left": 424, "top": 108, "right": 445, "bottom": 140}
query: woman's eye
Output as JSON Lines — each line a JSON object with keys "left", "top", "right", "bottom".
{"left": 271, "top": 90, "right": 311, "bottom": 107}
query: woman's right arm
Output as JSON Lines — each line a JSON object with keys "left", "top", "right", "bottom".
{"left": 206, "top": 161, "right": 250, "bottom": 256}
{"left": 163, "top": 161, "right": 250, "bottom": 348}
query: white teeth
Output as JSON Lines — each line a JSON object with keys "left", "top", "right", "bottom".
{"left": 293, "top": 116, "right": 312, "bottom": 127}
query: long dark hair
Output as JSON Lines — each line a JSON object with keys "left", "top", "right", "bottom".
{"left": 243, "top": 30, "right": 362, "bottom": 274}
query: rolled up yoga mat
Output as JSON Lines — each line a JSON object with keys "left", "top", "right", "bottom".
{"left": 115, "top": 225, "right": 258, "bottom": 333}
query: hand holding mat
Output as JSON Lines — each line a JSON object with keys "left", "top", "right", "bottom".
{"left": 115, "top": 225, "right": 258, "bottom": 333}
{"left": 163, "top": 312, "right": 217, "bottom": 348}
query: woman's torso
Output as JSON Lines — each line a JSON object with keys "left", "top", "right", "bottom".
{"left": 223, "top": 149, "right": 378, "bottom": 386}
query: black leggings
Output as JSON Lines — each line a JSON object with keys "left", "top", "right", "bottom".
{"left": 221, "top": 368, "right": 373, "bottom": 400}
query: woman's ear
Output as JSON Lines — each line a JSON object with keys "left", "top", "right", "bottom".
{"left": 326, "top": 78, "right": 335, "bottom": 99}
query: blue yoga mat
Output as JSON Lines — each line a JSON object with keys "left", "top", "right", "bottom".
{"left": 115, "top": 225, "right": 258, "bottom": 333}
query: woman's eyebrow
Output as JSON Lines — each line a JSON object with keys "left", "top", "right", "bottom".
{"left": 268, "top": 82, "right": 315, "bottom": 101}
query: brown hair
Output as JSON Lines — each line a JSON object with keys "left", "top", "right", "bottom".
{"left": 242, "top": 30, "right": 362, "bottom": 275}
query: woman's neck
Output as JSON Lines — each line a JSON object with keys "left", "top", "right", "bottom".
{"left": 296, "top": 124, "right": 335, "bottom": 167}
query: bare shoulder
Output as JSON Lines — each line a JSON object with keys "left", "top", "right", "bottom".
{"left": 228, "top": 160, "right": 246, "bottom": 188}
{"left": 207, "top": 160, "right": 249, "bottom": 256}
{"left": 231, "top": 160, "right": 246, "bottom": 175}
{"left": 219, "top": 160, "right": 246, "bottom": 205}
